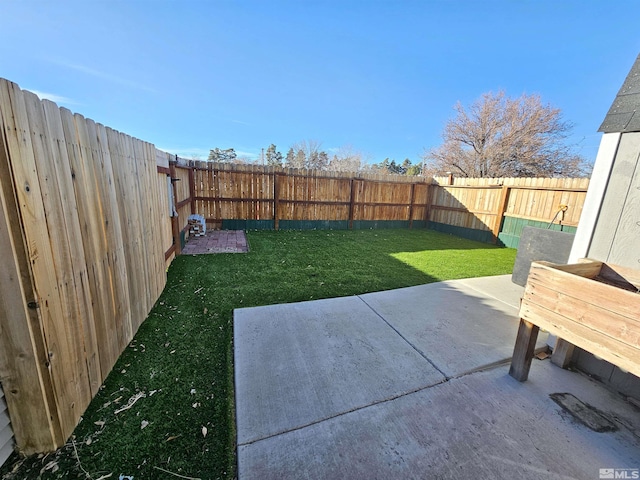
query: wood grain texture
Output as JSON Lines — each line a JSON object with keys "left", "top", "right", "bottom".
{"left": 0, "top": 81, "right": 87, "bottom": 439}
{"left": 0, "top": 78, "right": 171, "bottom": 452}
{"left": 551, "top": 338, "right": 575, "bottom": 369}
{"left": 0, "top": 101, "right": 62, "bottom": 452}
{"left": 175, "top": 163, "right": 586, "bottom": 233}
{"left": 24, "top": 94, "right": 100, "bottom": 413}
{"left": 509, "top": 319, "right": 540, "bottom": 382}
{"left": 519, "top": 260, "right": 640, "bottom": 379}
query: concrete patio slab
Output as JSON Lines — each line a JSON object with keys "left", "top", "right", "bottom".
{"left": 235, "top": 275, "right": 635, "bottom": 479}
{"left": 239, "top": 360, "right": 640, "bottom": 480}
{"left": 359, "top": 276, "right": 547, "bottom": 378}
{"left": 234, "top": 296, "right": 446, "bottom": 444}
{"left": 457, "top": 274, "right": 526, "bottom": 308}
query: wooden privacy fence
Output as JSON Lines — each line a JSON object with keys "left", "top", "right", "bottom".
{"left": 0, "top": 79, "right": 172, "bottom": 453}
{"left": 430, "top": 176, "right": 590, "bottom": 246}
{"left": 170, "top": 162, "right": 589, "bottom": 248}
{"left": 173, "top": 161, "right": 431, "bottom": 236}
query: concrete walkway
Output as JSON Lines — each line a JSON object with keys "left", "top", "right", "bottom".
{"left": 234, "top": 275, "right": 640, "bottom": 479}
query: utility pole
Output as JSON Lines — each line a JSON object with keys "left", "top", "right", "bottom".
{"left": 261, "top": 148, "right": 264, "bottom": 165}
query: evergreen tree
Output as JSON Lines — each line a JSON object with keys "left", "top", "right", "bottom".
{"left": 265, "top": 144, "right": 283, "bottom": 166}
{"left": 307, "top": 151, "right": 319, "bottom": 169}
{"left": 285, "top": 148, "right": 295, "bottom": 167}
{"left": 208, "top": 147, "right": 237, "bottom": 162}
{"left": 316, "top": 151, "right": 329, "bottom": 170}
{"left": 401, "top": 158, "right": 412, "bottom": 174}
{"left": 406, "top": 163, "right": 422, "bottom": 176}
{"left": 294, "top": 149, "right": 306, "bottom": 168}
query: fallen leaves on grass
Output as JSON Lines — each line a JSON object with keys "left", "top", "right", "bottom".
{"left": 114, "top": 392, "right": 146, "bottom": 414}
{"left": 153, "top": 465, "right": 201, "bottom": 480}
{"left": 41, "top": 460, "right": 59, "bottom": 474}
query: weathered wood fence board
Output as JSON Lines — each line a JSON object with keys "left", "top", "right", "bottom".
{"left": 0, "top": 79, "right": 169, "bottom": 453}
{"left": 176, "top": 163, "right": 587, "bottom": 242}
{"left": 181, "top": 162, "right": 433, "bottom": 232}
{"left": 428, "top": 176, "right": 589, "bottom": 244}
{"left": 0, "top": 134, "right": 62, "bottom": 452}
{"left": 155, "top": 152, "right": 174, "bottom": 259}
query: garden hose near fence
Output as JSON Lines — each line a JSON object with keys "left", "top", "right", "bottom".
{"left": 547, "top": 204, "right": 568, "bottom": 229}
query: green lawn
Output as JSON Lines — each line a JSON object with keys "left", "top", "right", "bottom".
{"left": 1, "top": 229, "right": 516, "bottom": 480}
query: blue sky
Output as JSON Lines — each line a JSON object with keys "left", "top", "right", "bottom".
{"left": 2, "top": 0, "right": 639, "bottom": 165}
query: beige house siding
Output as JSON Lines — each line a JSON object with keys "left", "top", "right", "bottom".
{"left": 0, "top": 384, "right": 15, "bottom": 466}
{"left": 586, "top": 131, "right": 640, "bottom": 268}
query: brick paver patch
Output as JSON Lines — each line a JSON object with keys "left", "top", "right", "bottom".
{"left": 182, "top": 230, "right": 249, "bottom": 254}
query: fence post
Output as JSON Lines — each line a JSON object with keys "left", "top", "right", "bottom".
{"left": 169, "top": 160, "right": 182, "bottom": 255}
{"left": 408, "top": 183, "right": 416, "bottom": 229}
{"left": 273, "top": 172, "right": 279, "bottom": 230}
{"left": 424, "top": 182, "right": 434, "bottom": 226}
{"left": 492, "top": 185, "right": 510, "bottom": 244}
{"left": 188, "top": 166, "right": 196, "bottom": 215}
{"left": 348, "top": 179, "right": 356, "bottom": 229}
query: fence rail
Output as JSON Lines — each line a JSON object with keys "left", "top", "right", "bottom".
{"left": 178, "top": 161, "right": 433, "bottom": 231}
{"left": 173, "top": 162, "right": 588, "bottom": 247}
{"left": 420, "top": 177, "right": 588, "bottom": 245}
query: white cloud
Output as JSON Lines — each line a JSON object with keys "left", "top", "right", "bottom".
{"left": 231, "top": 119, "right": 251, "bottom": 126}
{"left": 157, "top": 146, "right": 260, "bottom": 161}
{"left": 157, "top": 146, "right": 207, "bottom": 158}
{"left": 27, "top": 89, "right": 78, "bottom": 105}
{"left": 235, "top": 150, "right": 259, "bottom": 159}
{"left": 51, "top": 59, "right": 158, "bottom": 93}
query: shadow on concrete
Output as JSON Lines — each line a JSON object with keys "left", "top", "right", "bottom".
{"left": 231, "top": 276, "right": 640, "bottom": 479}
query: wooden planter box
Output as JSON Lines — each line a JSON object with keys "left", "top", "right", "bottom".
{"left": 509, "top": 259, "right": 640, "bottom": 381}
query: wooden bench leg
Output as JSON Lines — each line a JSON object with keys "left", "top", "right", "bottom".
{"left": 509, "top": 319, "right": 540, "bottom": 382}
{"left": 551, "top": 337, "right": 575, "bottom": 369}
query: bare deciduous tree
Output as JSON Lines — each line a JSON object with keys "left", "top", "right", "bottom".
{"left": 423, "top": 91, "right": 590, "bottom": 177}
{"left": 290, "top": 139, "right": 322, "bottom": 169}
{"left": 327, "top": 145, "right": 368, "bottom": 172}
